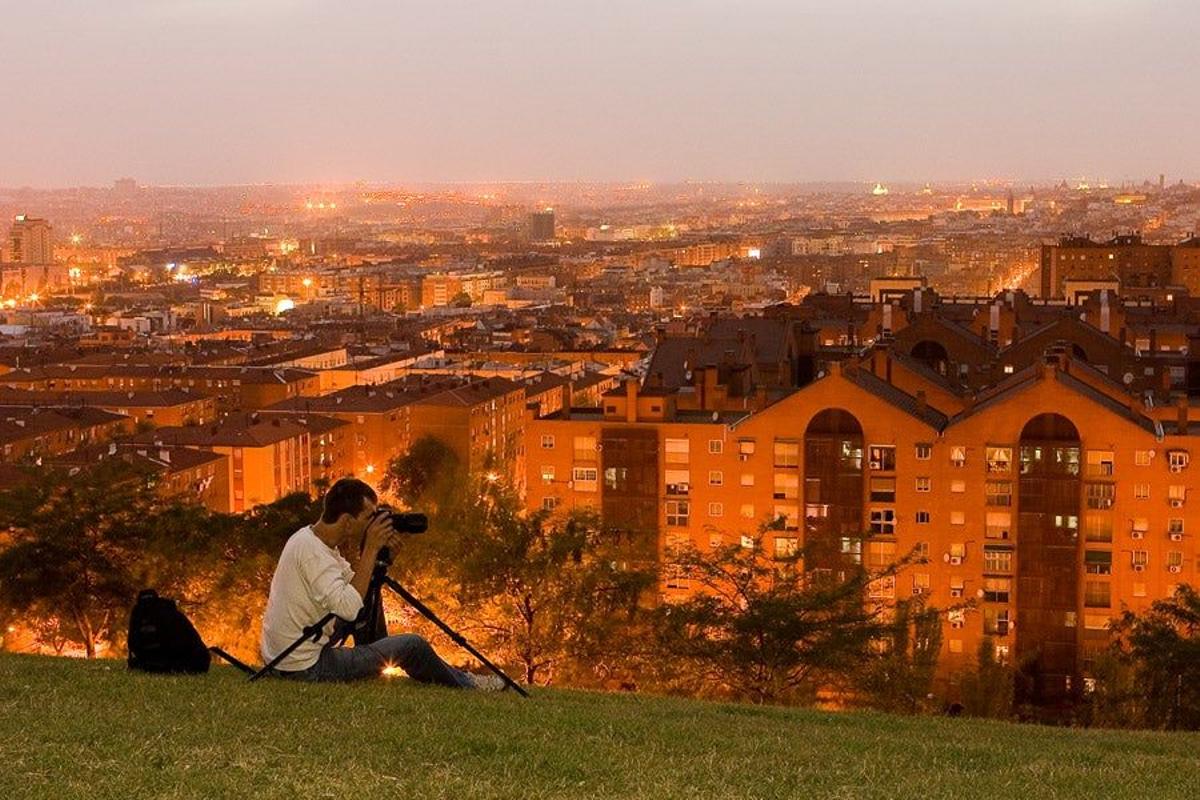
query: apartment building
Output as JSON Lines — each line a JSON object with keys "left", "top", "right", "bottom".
{"left": 525, "top": 352, "right": 1200, "bottom": 705}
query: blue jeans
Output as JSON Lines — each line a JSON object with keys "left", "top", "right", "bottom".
{"left": 284, "top": 633, "right": 474, "bottom": 688}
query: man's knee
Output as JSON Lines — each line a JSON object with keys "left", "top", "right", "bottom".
{"left": 381, "top": 633, "right": 433, "bottom": 663}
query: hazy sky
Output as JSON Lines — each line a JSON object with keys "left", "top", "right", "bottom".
{"left": 2, "top": 0, "right": 1197, "bottom": 187}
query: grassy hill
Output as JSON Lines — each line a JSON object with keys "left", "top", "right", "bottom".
{"left": 1, "top": 653, "right": 1197, "bottom": 800}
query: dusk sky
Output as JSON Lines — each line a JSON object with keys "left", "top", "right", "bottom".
{"left": 3, "top": 0, "right": 1198, "bottom": 187}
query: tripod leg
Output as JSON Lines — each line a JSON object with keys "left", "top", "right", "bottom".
{"left": 250, "top": 612, "right": 340, "bottom": 682}
{"left": 381, "top": 576, "right": 530, "bottom": 698}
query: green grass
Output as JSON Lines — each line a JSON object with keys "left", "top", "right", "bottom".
{"left": 1, "top": 654, "right": 1198, "bottom": 800}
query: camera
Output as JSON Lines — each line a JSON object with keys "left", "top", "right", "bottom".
{"left": 371, "top": 506, "right": 428, "bottom": 535}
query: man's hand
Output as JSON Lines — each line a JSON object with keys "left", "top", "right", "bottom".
{"left": 362, "top": 512, "right": 398, "bottom": 558}
{"left": 350, "top": 511, "right": 398, "bottom": 603}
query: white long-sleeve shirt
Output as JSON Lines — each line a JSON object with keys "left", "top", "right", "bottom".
{"left": 260, "top": 526, "right": 364, "bottom": 671}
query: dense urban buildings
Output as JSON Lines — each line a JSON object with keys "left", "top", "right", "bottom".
{"left": 3, "top": 177, "right": 1200, "bottom": 703}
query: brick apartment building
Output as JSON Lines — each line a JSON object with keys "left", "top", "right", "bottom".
{"left": 524, "top": 290, "right": 1200, "bottom": 705}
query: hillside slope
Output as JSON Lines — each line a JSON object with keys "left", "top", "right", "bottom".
{"left": 0, "top": 654, "right": 1197, "bottom": 799}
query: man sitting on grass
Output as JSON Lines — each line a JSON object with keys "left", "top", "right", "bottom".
{"left": 260, "top": 477, "right": 503, "bottom": 690}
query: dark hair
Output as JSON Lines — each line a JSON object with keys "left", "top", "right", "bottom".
{"left": 321, "top": 478, "right": 378, "bottom": 524}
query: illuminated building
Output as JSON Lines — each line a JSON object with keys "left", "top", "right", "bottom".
{"left": 7, "top": 216, "right": 53, "bottom": 265}
{"left": 525, "top": 295, "right": 1200, "bottom": 704}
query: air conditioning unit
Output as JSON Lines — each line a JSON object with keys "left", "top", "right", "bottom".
{"left": 1169, "top": 565, "right": 1182, "bottom": 574}
{"left": 1170, "top": 532, "right": 1184, "bottom": 542}
{"left": 738, "top": 454, "right": 751, "bottom": 462}
{"left": 1131, "top": 530, "right": 1144, "bottom": 540}
{"left": 1133, "top": 564, "right": 1145, "bottom": 572}
{"left": 950, "top": 588, "right": 964, "bottom": 598}
{"left": 1170, "top": 499, "right": 1186, "bottom": 508}
{"left": 949, "top": 555, "right": 963, "bottom": 566}
{"left": 950, "top": 620, "right": 964, "bottom": 629}
{"left": 912, "top": 587, "right": 927, "bottom": 595}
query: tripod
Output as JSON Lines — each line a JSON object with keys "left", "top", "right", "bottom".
{"left": 238, "top": 547, "right": 529, "bottom": 697}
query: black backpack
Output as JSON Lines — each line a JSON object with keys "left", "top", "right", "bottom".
{"left": 127, "top": 589, "right": 211, "bottom": 674}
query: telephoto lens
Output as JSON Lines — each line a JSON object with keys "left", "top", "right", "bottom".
{"left": 388, "top": 511, "right": 428, "bottom": 534}
{"left": 374, "top": 507, "right": 428, "bottom": 535}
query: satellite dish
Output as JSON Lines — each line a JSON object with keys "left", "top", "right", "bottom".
{"left": 1123, "top": 372, "right": 1134, "bottom": 385}
{"left": 976, "top": 588, "right": 985, "bottom": 599}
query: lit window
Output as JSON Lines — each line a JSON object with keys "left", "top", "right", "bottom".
{"left": 737, "top": 439, "right": 755, "bottom": 459}
{"left": 915, "top": 476, "right": 931, "bottom": 493}
{"left": 986, "top": 511, "right": 1011, "bottom": 539}
{"left": 986, "top": 447, "right": 1012, "bottom": 473}
{"left": 868, "top": 445, "right": 896, "bottom": 471}
{"left": 1170, "top": 485, "right": 1187, "bottom": 507}
{"left": 740, "top": 473, "right": 754, "bottom": 487}
{"left": 708, "top": 470, "right": 723, "bottom": 486}
{"left": 913, "top": 573, "right": 930, "bottom": 595}
{"left": 1086, "top": 450, "right": 1114, "bottom": 477}
{"left": 773, "top": 472, "right": 799, "bottom": 500}
{"left": 1134, "top": 450, "right": 1153, "bottom": 466}
{"left": 773, "top": 440, "right": 800, "bottom": 468}
{"left": 774, "top": 537, "right": 798, "bottom": 559}
{"left": 773, "top": 506, "right": 799, "bottom": 531}
{"left": 540, "top": 465, "right": 555, "bottom": 484}
{"left": 573, "top": 435, "right": 596, "bottom": 461}
{"left": 664, "top": 438, "right": 690, "bottom": 464}
{"left": 950, "top": 480, "right": 966, "bottom": 493}
{"left": 983, "top": 547, "right": 1012, "bottom": 573}
{"left": 665, "top": 469, "right": 691, "bottom": 496}
{"left": 572, "top": 467, "right": 598, "bottom": 492}
{"left": 950, "top": 446, "right": 967, "bottom": 467}
{"left": 985, "top": 481, "right": 1012, "bottom": 506}
{"left": 983, "top": 577, "right": 1011, "bottom": 603}
{"left": 950, "top": 511, "right": 966, "bottom": 525}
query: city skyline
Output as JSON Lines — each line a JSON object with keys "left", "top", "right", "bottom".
{"left": 3, "top": 1, "right": 1199, "bottom": 187}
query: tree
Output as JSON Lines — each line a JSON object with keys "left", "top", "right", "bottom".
{"left": 383, "top": 435, "right": 463, "bottom": 512}
{"left": 0, "top": 462, "right": 208, "bottom": 657}
{"left": 858, "top": 598, "right": 943, "bottom": 713}
{"left": 183, "top": 491, "right": 322, "bottom": 659}
{"left": 430, "top": 477, "right": 653, "bottom": 685}
{"left": 652, "top": 531, "right": 912, "bottom": 704}
{"left": 959, "top": 637, "right": 1015, "bottom": 719}
{"left": 1099, "top": 584, "right": 1200, "bottom": 730}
